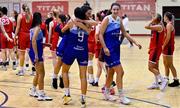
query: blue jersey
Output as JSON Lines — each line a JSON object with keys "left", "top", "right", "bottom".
{"left": 67, "top": 26, "right": 88, "bottom": 51}
{"left": 62, "top": 25, "right": 89, "bottom": 66}
{"left": 103, "top": 15, "right": 121, "bottom": 68}
{"left": 29, "top": 28, "right": 44, "bottom": 64}
{"left": 104, "top": 15, "right": 121, "bottom": 50}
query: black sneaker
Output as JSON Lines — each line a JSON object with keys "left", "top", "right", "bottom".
{"left": 6, "top": 61, "right": 9, "bottom": 66}
{"left": 89, "top": 80, "right": 94, "bottom": 86}
{"left": 59, "top": 76, "right": 64, "bottom": 88}
{"left": 168, "top": 79, "right": 180, "bottom": 87}
{"left": 111, "top": 81, "right": 116, "bottom": 87}
{"left": 52, "top": 78, "right": 58, "bottom": 89}
{"left": 92, "top": 82, "right": 99, "bottom": 87}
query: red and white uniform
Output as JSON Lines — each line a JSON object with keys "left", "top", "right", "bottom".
{"left": 149, "top": 29, "right": 164, "bottom": 64}
{"left": 88, "top": 27, "right": 96, "bottom": 54}
{"left": 50, "top": 20, "right": 59, "bottom": 51}
{"left": 0, "top": 16, "right": 14, "bottom": 49}
{"left": 18, "top": 13, "right": 32, "bottom": 50}
{"left": 162, "top": 22, "right": 175, "bottom": 55}
{"left": 94, "top": 23, "right": 102, "bottom": 58}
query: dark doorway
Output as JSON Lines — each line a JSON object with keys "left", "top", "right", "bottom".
{"left": 163, "top": 6, "right": 180, "bottom": 36}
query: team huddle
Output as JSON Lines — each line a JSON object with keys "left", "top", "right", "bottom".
{"left": 0, "top": 2, "right": 179, "bottom": 107}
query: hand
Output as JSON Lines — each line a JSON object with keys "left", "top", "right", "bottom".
{"left": 42, "top": 42, "right": 52, "bottom": 47}
{"left": 103, "top": 47, "right": 110, "bottom": 56}
{"left": 137, "top": 44, "right": 142, "bottom": 49}
{"left": 162, "top": 45, "right": 165, "bottom": 51}
{"left": 7, "top": 37, "right": 13, "bottom": 42}
{"left": 148, "top": 49, "right": 150, "bottom": 54}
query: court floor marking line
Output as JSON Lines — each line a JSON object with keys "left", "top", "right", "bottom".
{"left": 0, "top": 90, "right": 9, "bottom": 107}
{"left": 0, "top": 80, "right": 171, "bottom": 108}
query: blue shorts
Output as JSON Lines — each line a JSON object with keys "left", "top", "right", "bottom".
{"left": 29, "top": 42, "right": 43, "bottom": 64}
{"left": 62, "top": 46, "right": 88, "bottom": 66}
{"left": 56, "top": 37, "right": 67, "bottom": 57}
{"left": 104, "top": 45, "right": 121, "bottom": 68}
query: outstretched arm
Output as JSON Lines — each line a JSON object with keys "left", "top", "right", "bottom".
{"left": 121, "top": 21, "right": 142, "bottom": 49}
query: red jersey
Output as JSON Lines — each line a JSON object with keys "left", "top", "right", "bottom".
{"left": 51, "top": 20, "right": 58, "bottom": 37}
{"left": 0, "top": 16, "right": 13, "bottom": 33}
{"left": 149, "top": 29, "right": 164, "bottom": 50}
{"left": 164, "top": 22, "right": 175, "bottom": 50}
{"left": 88, "top": 27, "right": 95, "bottom": 43}
{"left": 19, "top": 13, "right": 32, "bottom": 33}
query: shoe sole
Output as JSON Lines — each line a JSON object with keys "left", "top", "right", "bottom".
{"left": 29, "top": 94, "right": 38, "bottom": 98}
{"left": 38, "top": 99, "right": 53, "bottom": 101}
{"left": 63, "top": 98, "right": 72, "bottom": 105}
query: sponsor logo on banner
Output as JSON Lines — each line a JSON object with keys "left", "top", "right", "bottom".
{"left": 116, "top": 0, "right": 156, "bottom": 20}
{"left": 32, "top": 1, "right": 68, "bottom": 20}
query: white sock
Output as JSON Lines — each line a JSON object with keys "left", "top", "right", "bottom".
{"left": 105, "top": 87, "right": 110, "bottom": 94}
{"left": 95, "top": 77, "right": 99, "bottom": 83}
{"left": 32, "top": 85, "right": 36, "bottom": 91}
{"left": 155, "top": 75, "right": 158, "bottom": 85}
{"left": 165, "top": 76, "right": 169, "bottom": 80}
{"left": 81, "top": 94, "right": 86, "bottom": 101}
{"left": 118, "top": 89, "right": 123, "bottom": 96}
{"left": 64, "top": 88, "right": 70, "bottom": 96}
{"left": 88, "top": 74, "right": 94, "bottom": 83}
{"left": 52, "top": 73, "right": 58, "bottom": 79}
{"left": 174, "top": 77, "right": 178, "bottom": 80}
{"left": 20, "top": 66, "right": 24, "bottom": 71}
{"left": 157, "top": 74, "right": 163, "bottom": 81}
{"left": 38, "top": 90, "right": 44, "bottom": 95}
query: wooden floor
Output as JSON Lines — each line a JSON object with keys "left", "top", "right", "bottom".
{"left": 0, "top": 36, "right": 180, "bottom": 108}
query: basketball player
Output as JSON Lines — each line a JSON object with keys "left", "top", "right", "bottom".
{"left": 145, "top": 14, "right": 169, "bottom": 91}
{"left": 0, "top": 7, "right": 16, "bottom": 71}
{"left": 52, "top": 14, "right": 67, "bottom": 89}
{"left": 29, "top": 12, "right": 52, "bottom": 101}
{"left": 15, "top": 4, "right": 32, "bottom": 76}
{"left": 163, "top": 12, "right": 179, "bottom": 87}
{"left": 99, "top": 3, "right": 142, "bottom": 105}
{"left": 0, "top": 8, "right": 13, "bottom": 66}
{"left": 61, "top": 7, "right": 91, "bottom": 107}
{"left": 48, "top": 9, "right": 59, "bottom": 68}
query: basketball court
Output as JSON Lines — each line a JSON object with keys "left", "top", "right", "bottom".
{"left": 0, "top": 36, "right": 179, "bottom": 108}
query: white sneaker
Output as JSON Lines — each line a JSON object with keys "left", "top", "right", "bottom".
{"left": 30, "top": 71, "right": 36, "bottom": 76}
{"left": 25, "top": 66, "right": 30, "bottom": 71}
{"left": 12, "top": 65, "right": 17, "bottom": 70}
{"left": 147, "top": 82, "right": 159, "bottom": 89}
{"left": 160, "top": 78, "right": 168, "bottom": 91}
{"left": 1, "top": 66, "right": 7, "bottom": 71}
{"left": 37, "top": 92, "right": 53, "bottom": 101}
{"left": 29, "top": 88, "right": 38, "bottom": 97}
{"left": 16, "top": 70, "right": 24, "bottom": 76}
{"left": 103, "top": 92, "right": 116, "bottom": 101}
{"left": 119, "top": 96, "right": 131, "bottom": 105}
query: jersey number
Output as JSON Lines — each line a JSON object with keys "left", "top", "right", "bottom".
{"left": 78, "top": 31, "right": 84, "bottom": 42}
{"left": 1, "top": 19, "right": 10, "bottom": 25}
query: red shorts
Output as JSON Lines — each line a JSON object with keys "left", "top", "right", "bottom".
{"left": 0, "top": 33, "right": 1, "bottom": 51}
{"left": 0, "top": 33, "right": 14, "bottom": 49}
{"left": 149, "top": 48, "right": 162, "bottom": 64}
{"left": 95, "top": 43, "right": 102, "bottom": 58}
{"left": 50, "top": 35, "right": 59, "bottom": 51}
{"left": 88, "top": 41, "right": 95, "bottom": 54}
{"left": 18, "top": 32, "right": 30, "bottom": 50}
{"left": 162, "top": 46, "right": 174, "bottom": 56}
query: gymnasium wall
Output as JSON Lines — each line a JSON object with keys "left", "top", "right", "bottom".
{"left": 0, "top": 0, "right": 179, "bottom": 35}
